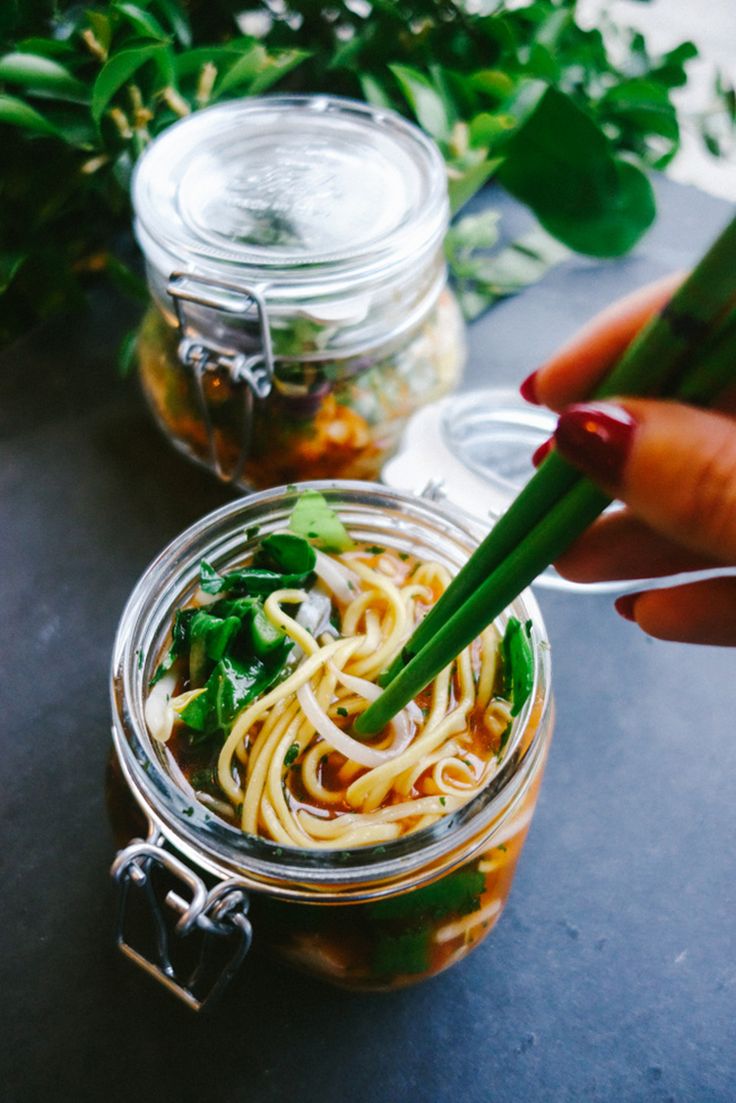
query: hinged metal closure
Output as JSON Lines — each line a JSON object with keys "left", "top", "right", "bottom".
{"left": 111, "top": 836, "right": 252, "bottom": 1012}
{"left": 167, "top": 272, "right": 274, "bottom": 483}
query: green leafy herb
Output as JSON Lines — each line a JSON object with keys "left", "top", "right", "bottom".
{"left": 365, "top": 545, "right": 386, "bottom": 555}
{"left": 336, "top": 706, "right": 348, "bottom": 718}
{"left": 180, "top": 645, "right": 292, "bottom": 737}
{"left": 502, "top": 617, "right": 534, "bottom": 718}
{"left": 284, "top": 742, "right": 300, "bottom": 767}
{"left": 0, "top": 2, "right": 730, "bottom": 345}
{"left": 289, "top": 489, "right": 353, "bottom": 552}
{"left": 256, "top": 532, "right": 317, "bottom": 575}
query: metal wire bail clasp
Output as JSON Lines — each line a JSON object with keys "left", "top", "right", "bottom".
{"left": 167, "top": 271, "right": 274, "bottom": 483}
{"left": 111, "top": 837, "right": 252, "bottom": 1012}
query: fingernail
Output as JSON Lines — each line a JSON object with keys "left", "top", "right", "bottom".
{"left": 614, "top": 593, "right": 639, "bottom": 622}
{"left": 531, "top": 437, "right": 553, "bottom": 467}
{"left": 554, "top": 402, "right": 636, "bottom": 485}
{"left": 520, "top": 371, "right": 540, "bottom": 405}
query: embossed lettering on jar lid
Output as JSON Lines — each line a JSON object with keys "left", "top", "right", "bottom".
{"left": 133, "top": 94, "right": 449, "bottom": 296}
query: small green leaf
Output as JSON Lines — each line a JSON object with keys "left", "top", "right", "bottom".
{"left": 0, "top": 52, "right": 88, "bottom": 102}
{"left": 114, "top": 2, "right": 170, "bottom": 42}
{"left": 359, "top": 73, "right": 394, "bottom": 111}
{"left": 0, "top": 250, "right": 26, "bottom": 294}
{"left": 502, "top": 617, "right": 534, "bottom": 717}
{"left": 288, "top": 490, "right": 353, "bottom": 552}
{"left": 257, "top": 532, "right": 317, "bottom": 575}
{"left": 0, "top": 93, "right": 61, "bottom": 137}
{"left": 91, "top": 44, "right": 172, "bottom": 124}
{"left": 497, "top": 87, "right": 656, "bottom": 257}
{"left": 199, "top": 559, "right": 224, "bottom": 595}
{"left": 389, "top": 64, "right": 453, "bottom": 142}
{"left": 117, "top": 329, "right": 138, "bottom": 378}
{"left": 152, "top": 0, "right": 192, "bottom": 47}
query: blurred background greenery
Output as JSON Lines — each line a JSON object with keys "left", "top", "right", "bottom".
{"left": 1, "top": 0, "right": 733, "bottom": 353}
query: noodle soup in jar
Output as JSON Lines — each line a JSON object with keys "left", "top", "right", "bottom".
{"left": 110, "top": 483, "right": 552, "bottom": 1007}
{"left": 132, "top": 96, "right": 465, "bottom": 489}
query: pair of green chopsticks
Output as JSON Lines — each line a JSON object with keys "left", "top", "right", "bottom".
{"left": 355, "top": 212, "right": 736, "bottom": 737}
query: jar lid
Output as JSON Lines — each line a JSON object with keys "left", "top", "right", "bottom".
{"left": 383, "top": 389, "right": 622, "bottom": 593}
{"left": 133, "top": 95, "right": 448, "bottom": 301}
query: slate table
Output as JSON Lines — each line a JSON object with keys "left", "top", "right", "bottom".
{"left": 2, "top": 178, "right": 735, "bottom": 1103}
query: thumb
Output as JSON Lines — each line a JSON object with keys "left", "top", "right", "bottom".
{"left": 553, "top": 398, "right": 736, "bottom": 564}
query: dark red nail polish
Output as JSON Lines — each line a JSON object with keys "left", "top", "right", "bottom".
{"left": 531, "top": 437, "right": 553, "bottom": 467}
{"left": 554, "top": 402, "right": 636, "bottom": 485}
{"left": 520, "top": 371, "right": 540, "bottom": 405}
{"left": 614, "top": 594, "right": 639, "bottom": 622}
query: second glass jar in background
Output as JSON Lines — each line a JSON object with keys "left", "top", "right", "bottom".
{"left": 132, "top": 96, "right": 466, "bottom": 488}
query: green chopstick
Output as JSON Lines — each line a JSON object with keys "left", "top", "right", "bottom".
{"left": 355, "top": 212, "right": 736, "bottom": 737}
{"left": 377, "top": 211, "right": 736, "bottom": 692}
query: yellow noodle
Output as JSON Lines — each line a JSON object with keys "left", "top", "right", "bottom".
{"left": 477, "top": 624, "right": 501, "bottom": 710}
{"left": 217, "top": 637, "right": 355, "bottom": 802}
{"left": 264, "top": 589, "right": 318, "bottom": 656}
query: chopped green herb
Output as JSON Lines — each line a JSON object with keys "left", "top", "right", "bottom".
{"left": 284, "top": 743, "right": 300, "bottom": 767}
{"left": 245, "top": 525, "right": 260, "bottom": 541}
{"left": 365, "top": 545, "right": 385, "bottom": 555}
{"left": 398, "top": 552, "right": 410, "bottom": 561}
{"left": 182, "top": 807, "right": 194, "bottom": 817}
{"left": 439, "top": 796, "right": 447, "bottom": 807}
{"left": 336, "top": 706, "right": 348, "bottom": 718}
{"left": 136, "top": 648, "right": 143, "bottom": 670}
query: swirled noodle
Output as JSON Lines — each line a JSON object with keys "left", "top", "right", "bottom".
{"left": 160, "top": 542, "right": 516, "bottom": 849}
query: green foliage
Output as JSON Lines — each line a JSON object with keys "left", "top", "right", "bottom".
{"left": 0, "top": 0, "right": 731, "bottom": 345}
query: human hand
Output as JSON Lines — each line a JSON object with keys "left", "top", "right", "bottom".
{"left": 521, "top": 273, "right": 736, "bottom": 645}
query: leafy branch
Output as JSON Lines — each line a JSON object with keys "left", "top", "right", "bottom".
{"left": 0, "top": 0, "right": 732, "bottom": 345}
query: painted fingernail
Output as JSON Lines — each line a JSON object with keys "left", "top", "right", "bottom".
{"left": 614, "top": 594, "right": 639, "bottom": 622}
{"left": 531, "top": 437, "right": 553, "bottom": 467}
{"left": 520, "top": 371, "right": 540, "bottom": 405}
{"left": 554, "top": 402, "right": 636, "bottom": 485}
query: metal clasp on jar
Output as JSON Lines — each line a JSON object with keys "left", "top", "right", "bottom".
{"left": 167, "top": 272, "right": 275, "bottom": 483}
{"left": 111, "top": 823, "right": 252, "bottom": 1011}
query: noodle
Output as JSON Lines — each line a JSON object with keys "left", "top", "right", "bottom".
{"left": 150, "top": 528, "right": 522, "bottom": 850}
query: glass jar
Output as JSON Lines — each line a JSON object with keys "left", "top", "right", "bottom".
{"left": 132, "top": 96, "right": 466, "bottom": 488}
{"left": 110, "top": 482, "right": 553, "bottom": 1009}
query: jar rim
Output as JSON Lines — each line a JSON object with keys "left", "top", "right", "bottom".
{"left": 111, "top": 481, "right": 552, "bottom": 899}
{"left": 132, "top": 95, "right": 449, "bottom": 296}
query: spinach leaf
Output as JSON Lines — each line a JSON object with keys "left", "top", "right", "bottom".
{"left": 256, "top": 532, "right": 317, "bottom": 575}
{"left": 371, "top": 928, "right": 431, "bottom": 977}
{"left": 180, "top": 642, "right": 293, "bottom": 736}
{"left": 288, "top": 489, "right": 354, "bottom": 552}
{"left": 367, "top": 866, "right": 485, "bottom": 923}
{"left": 149, "top": 607, "right": 197, "bottom": 685}
{"left": 502, "top": 616, "right": 534, "bottom": 717}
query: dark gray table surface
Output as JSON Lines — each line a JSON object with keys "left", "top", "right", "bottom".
{"left": 2, "top": 178, "right": 735, "bottom": 1103}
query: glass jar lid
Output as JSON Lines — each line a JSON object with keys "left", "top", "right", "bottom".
{"left": 383, "top": 389, "right": 624, "bottom": 593}
{"left": 133, "top": 94, "right": 449, "bottom": 302}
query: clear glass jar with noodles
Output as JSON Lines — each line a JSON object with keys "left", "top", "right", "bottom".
{"left": 132, "top": 96, "right": 465, "bottom": 489}
{"left": 109, "top": 482, "right": 553, "bottom": 1009}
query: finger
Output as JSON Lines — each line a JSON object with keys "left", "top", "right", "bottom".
{"left": 553, "top": 508, "right": 721, "bottom": 582}
{"left": 553, "top": 398, "right": 736, "bottom": 565}
{"left": 523, "top": 272, "right": 683, "bottom": 411}
{"left": 615, "top": 577, "right": 736, "bottom": 646}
